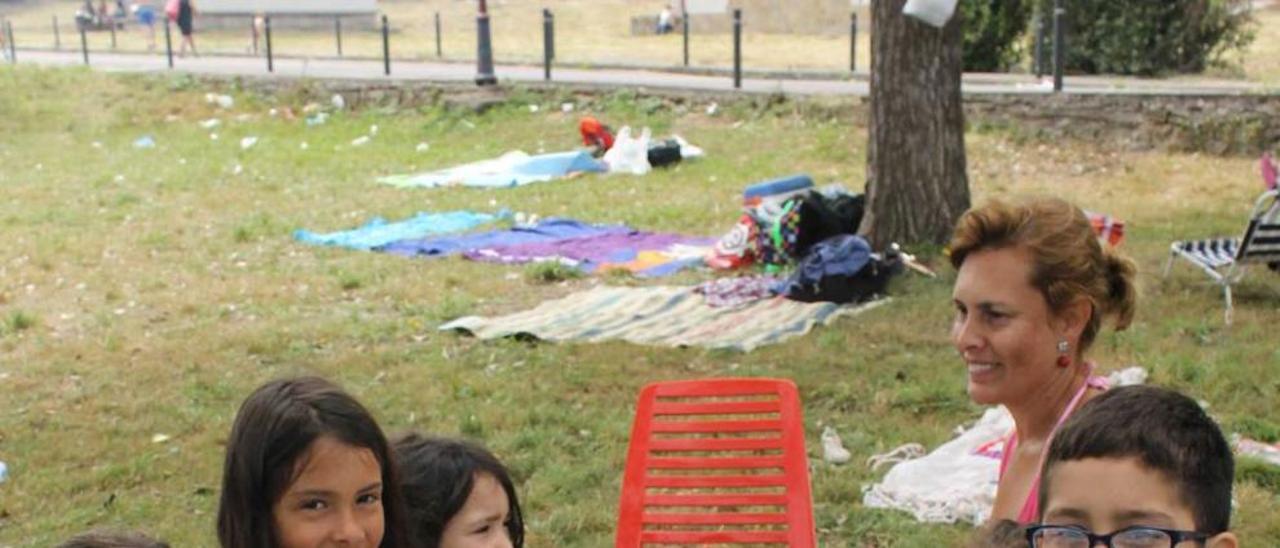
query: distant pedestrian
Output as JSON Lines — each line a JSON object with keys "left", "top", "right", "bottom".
{"left": 169, "top": 0, "right": 196, "bottom": 57}
{"left": 656, "top": 4, "right": 674, "bottom": 34}
{"left": 132, "top": 2, "right": 157, "bottom": 50}
{"left": 249, "top": 12, "right": 264, "bottom": 55}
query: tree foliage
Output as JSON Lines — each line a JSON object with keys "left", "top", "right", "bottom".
{"left": 961, "top": 0, "right": 1032, "bottom": 72}
{"left": 1043, "top": 0, "right": 1255, "bottom": 76}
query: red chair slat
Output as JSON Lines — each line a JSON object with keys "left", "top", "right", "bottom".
{"left": 641, "top": 530, "right": 791, "bottom": 544}
{"left": 646, "top": 456, "right": 785, "bottom": 470}
{"left": 644, "top": 474, "right": 788, "bottom": 489}
{"left": 644, "top": 493, "right": 788, "bottom": 507}
{"left": 649, "top": 419, "right": 783, "bottom": 434}
{"left": 642, "top": 512, "right": 790, "bottom": 525}
{"left": 647, "top": 436, "right": 783, "bottom": 452}
{"left": 651, "top": 400, "right": 781, "bottom": 416}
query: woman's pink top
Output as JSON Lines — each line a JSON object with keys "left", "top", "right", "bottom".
{"left": 997, "top": 368, "right": 1110, "bottom": 524}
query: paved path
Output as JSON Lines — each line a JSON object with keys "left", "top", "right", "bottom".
{"left": 5, "top": 48, "right": 1277, "bottom": 97}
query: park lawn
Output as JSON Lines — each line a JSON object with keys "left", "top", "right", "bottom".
{"left": 0, "top": 65, "right": 1278, "bottom": 547}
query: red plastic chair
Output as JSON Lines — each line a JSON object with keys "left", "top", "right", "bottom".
{"left": 615, "top": 378, "right": 816, "bottom": 547}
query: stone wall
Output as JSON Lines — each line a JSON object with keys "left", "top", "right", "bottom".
{"left": 214, "top": 76, "right": 1280, "bottom": 157}
{"left": 965, "top": 94, "right": 1280, "bottom": 156}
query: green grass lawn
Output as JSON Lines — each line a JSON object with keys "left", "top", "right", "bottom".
{"left": 0, "top": 65, "right": 1278, "bottom": 547}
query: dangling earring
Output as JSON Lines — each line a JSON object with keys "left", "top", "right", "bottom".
{"left": 1056, "top": 339, "right": 1071, "bottom": 368}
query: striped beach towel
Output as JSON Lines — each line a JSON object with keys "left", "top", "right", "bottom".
{"left": 440, "top": 285, "right": 889, "bottom": 352}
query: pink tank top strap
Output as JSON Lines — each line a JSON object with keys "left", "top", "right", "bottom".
{"left": 1003, "top": 363, "right": 1108, "bottom": 523}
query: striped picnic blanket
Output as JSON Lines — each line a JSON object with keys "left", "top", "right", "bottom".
{"left": 440, "top": 285, "right": 889, "bottom": 352}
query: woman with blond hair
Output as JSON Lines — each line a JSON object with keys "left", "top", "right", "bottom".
{"left": 948, "top": 197, "right": 1138, "bottom": 524}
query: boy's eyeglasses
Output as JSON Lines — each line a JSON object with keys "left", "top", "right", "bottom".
{"left": 1026, "top": 524, "right": 1210, "bottom": 548}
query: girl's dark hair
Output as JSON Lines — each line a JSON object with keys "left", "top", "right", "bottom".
{"left": 216, "top": 376, "right": 409, "bottom": 548}
{"left": 393, "top": 433, "right": 525, "bottom": 548}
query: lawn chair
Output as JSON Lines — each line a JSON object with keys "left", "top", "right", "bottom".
{"left": 615, "top": 378, "right": 816, "bottom": 547}
{"left": 1163, "top": 189, "right": 1280, "bottom": 324}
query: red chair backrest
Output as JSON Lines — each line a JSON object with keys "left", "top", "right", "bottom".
{"left": 615, "top": 378, "right": 816, "bottom": 547}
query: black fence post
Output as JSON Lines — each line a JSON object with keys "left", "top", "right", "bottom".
{"left": 1053, "top": 2, "right": 1064, "bottom": 92}
{"left": 79, "top": 24, "right": 88, "bottom": 65}
{"left": 265, "top": 16, "right": 273, "bottom": 72}
{"left": 435, "top": 12, "right": 442, "bottom": 58}
{"left": 850, "top": 12, "right": 857, "bottom": 73}
{"left": 381, "top": 14, "right": 390, "bottom": 76}
{"left": 542, "top": 8, "right": 553, "bottom": 81}
{"left": 334, "top": 16, "right": 342, "bottom": 57}
{"left": 52, "top": 15, "right": 60, "bottom": 49}
{"left": 682, "top": 12, "right": 689, "bottom": 67}
{"left": 732, "top": 9, "right": 741, "bottom": 89}
{"left": 6, "top": 20, "right": 15, "bottom": 63}
{"left": 164, "top": 19, "right": 173, "bottom": 68}
{"left": 1033, "top": 15, "right": 1044, "bottom": 77}
{"left": 475, "top": 0, "right": 497, "bottom": 86}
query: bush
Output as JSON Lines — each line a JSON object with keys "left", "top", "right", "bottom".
{"left": 961, "top": 0, "right": 1033, "bottom": 72}
{"left": 1039, "top": 0, "right": 1255, "bottom": 76}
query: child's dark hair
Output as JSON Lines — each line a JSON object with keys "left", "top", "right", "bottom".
{"left": 1039, "top": 385, "right": 1234, "bottom": 534}
{"left": 393, "top": 433, "right": 525, "bottom": 548}
{"left": 217, "top": 376, "right": 409, "bottom": 548}
{"left": 57, "top": 530, "right": 169, "bottom": 548}
{"left": 967, "top": 519, "right": 1025, "bottom": 548}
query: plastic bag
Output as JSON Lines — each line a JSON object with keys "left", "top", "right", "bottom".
{"left": 603, "top": 126, "right": 652, "bottom": 176}
{"left": 903, "top": 0, "right": 958, "bottom": 28}
{"left": 862, "top": 406, "right": 1012, "bottom": 525}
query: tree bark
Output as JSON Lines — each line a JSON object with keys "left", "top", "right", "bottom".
{"left": 859, "top": 0, "right": 970, "bottom": 249}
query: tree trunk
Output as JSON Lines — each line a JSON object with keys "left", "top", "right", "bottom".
{"left": 859, "top": 0, "right": 970, "bottom": 249}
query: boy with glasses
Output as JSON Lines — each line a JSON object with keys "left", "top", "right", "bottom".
{"left": 1028, "top": 385, "right": 1238, "bottom": 548}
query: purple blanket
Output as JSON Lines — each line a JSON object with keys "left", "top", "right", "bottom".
{"left": 463, "top": 231, "right": 715, "bottom": 277}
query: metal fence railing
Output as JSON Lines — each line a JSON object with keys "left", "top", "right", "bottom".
{"left": 0, "top": 6, "right": 876, "bottom": 83}
{"left": 0, "top": 5, "right": 1088, "bottom": 92}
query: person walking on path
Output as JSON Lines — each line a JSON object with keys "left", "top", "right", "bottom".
{"left": 133, "top": 2, "right": 158, "bottom": 50}
{"left": 170, "top": 0, "right": 196, "bottom": 57}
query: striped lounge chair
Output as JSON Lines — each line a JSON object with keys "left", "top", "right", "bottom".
{"left": 1163, "top": 189, "right": 1280, "bottom": 324}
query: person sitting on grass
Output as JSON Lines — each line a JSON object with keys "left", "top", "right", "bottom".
{"left": 393, "top": 433, "right": 525, "bottom": 548}
{"left": 57, "top": 529, "right": 169, "bottom": 548}
{"left": 217, "top": 376, "right": 410, "bottom": 548}
{"left": 1029, "top": 385, "right": 1238, "bottom": 548}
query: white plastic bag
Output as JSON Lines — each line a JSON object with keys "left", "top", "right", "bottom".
{"left": 862, "top": 406, "right": 1012, "bottom": 525}
{"left": 603, "top": 126, "right": 652, "bottom": 176}
{"left": 903, "top": 0, "right": 958, "bottom": 28}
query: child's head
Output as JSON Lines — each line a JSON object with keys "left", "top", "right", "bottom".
{"left": 968, "top": 519, "right": 1025, "bottom": 548}
{"left": 393, "top": 433, "right": 524, "bottom": 548}
{"left": 217, "top": 376, "right": 408, "bottom": 548}
{"left": 1035, "top": 385, "right": 1237, "bottom": 548}
{"left": 57, "top": 529, "right": 169, "bottom": 548}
